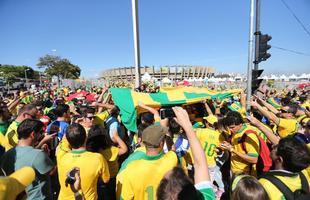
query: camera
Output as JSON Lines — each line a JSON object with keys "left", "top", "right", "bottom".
{"left": 65, "top": 168, "right": 77, "bottom": 186}
{"left": 160, "top": 107, "right": 176, "bottom": 119}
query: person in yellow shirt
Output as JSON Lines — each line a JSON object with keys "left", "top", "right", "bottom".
{"left": 79, "top": 107, "right": 95, "bottom": 134}
{"left": 57, "top": 123, "right": 110, "bottom": 200}
{"left": 86, "top": 125, "right": 128, "bottom": 200}
{"left": 251, "top": 100, "right": 298, "bottom": 138}
{"left": 194, "top": 115, "right": 225, "bottom": 198}
{"left": 116, "top": 125, "right": 178, "bottom": 200}
{"left": 221, "top": 111, "right": 260, "bottom": 176}
{"left": 4, "top": 104, "right": 38, "bottom": 151}
{"left": 157, "top": 106, "right": 216, "bottom": 200}
{"left": 259, "top": 137, "right": 310, "bottom": 200}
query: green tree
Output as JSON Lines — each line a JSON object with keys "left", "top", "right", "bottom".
{"left": 0, "top": 65, "right": 34, "bottom": 87}
{"left": 37, "top": 54, "right": 81, "bottom": 86}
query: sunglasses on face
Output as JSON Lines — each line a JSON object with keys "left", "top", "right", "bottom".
{"left": 86, "top": 116, "right": 94, "bottom": 120}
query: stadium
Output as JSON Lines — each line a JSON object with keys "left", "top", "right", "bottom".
{"left": 101, "top": 65, "right": 215, "bottom": 82}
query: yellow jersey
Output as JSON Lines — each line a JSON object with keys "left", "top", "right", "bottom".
{"left": 195, "top": 128, "right": 221, "bottom": 167}
{"left": 4, "top": 121, "right": 21, "bottom": 151}
{"left": 99, "top": 146, "right": 119, "bottom": 178}
{"left": 57, "top": 138, "right": 110, "bottom": 200}
{"left": 116, "top": 151, "right": 177, "bottom": 200}
{"left": 277, "top": 118, "right": 298, "bottom": 138}
{"left": 93, "top": 110, "right": 109, "bottom": 125}
{"left": 259, "top": 170, "right": 310, "bottom": 200}
{"left": 231, "top": 124, "right": 260, "bottom": 176}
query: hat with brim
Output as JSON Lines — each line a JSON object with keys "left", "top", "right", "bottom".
{"left": 142, "top": 125, "right": 168, "bottom": 147}
{"left": 0, "top": 167, "right": 35, "bottom": 200}
{"left": 203, "top": 115, "right": 218, "bottom": 125}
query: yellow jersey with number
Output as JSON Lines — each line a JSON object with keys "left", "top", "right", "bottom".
{"left": 231, "top": 124, "right": 260, "bottom": 176}
{"left": 116, "top": 151, "right": 177, "bottom": 200}
{"left": 195, "top": 128, "right": 221, "bottom": 167}
{"left": 57, "top": 138, "right": 110, "bottom": 200}
{"left": 259, "top": 170, "right": 310, "bottom": 200}
{"left": 277, "top": 118, "right": 298, "bottom": 138}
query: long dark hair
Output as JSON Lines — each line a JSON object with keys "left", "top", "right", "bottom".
{"left": 86, "top": 125, "right": 112, "bottom": 152}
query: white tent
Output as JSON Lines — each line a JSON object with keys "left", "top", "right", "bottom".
{"left": 141, "top": 72, "right": 152, "bottom": 81}
{"left": 289, "top": 74, "right": 298, "bottom": 80}
{"left": 228, "top": 77, "right": 235, "bottom": 82}
{"left": 162, "top": 77, "right": 172, "bottom": 83}
{"left": 262, "top": 75, "right": 269, "bottom": 80}
{"left": 279, "top": 74, "right": 288, "bottom": 81}
{"left": 208, "top": 77, "right": 216, "bottom": 82}
{"left": 299, "top": 73, "right": 309, "bottom": 79}
{"left": 270, "top": 74, "right": 279, "bottom": 80}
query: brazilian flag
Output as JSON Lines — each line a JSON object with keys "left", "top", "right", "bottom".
{"left": 110, "top": 87, "right": 241, "bottom": 132}
{"left": 267, "top": 97, "right": 282, "bottom": 110}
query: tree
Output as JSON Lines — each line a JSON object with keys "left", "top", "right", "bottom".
{"left": 37, "top": 54, "right": 81, "bottom": 86}
{"left": 0, "top": 65, "right": 34, "bottom": 87}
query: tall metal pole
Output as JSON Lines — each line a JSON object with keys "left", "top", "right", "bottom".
{"left": 254, "top": 0, "right": 261, "bottom": 70}
{"left": 131, "top": 0, "right": 141, "bottom": 89}
{"left": 246, "top": 0, "right": 256, "bottom": 111}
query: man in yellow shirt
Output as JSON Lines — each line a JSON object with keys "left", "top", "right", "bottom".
{"left": 4, "top": 104, "right": 38, "bottom": 151}
{"left": 259, "top": 137, "right": 310, "bottom": 200}
{"left": 57, "top": 123, "right": 110, "bottom": 200}
{"left": 221, "top": 111, "right": 260, "bottom": 176}
{"left": 251, "top": 100, "right": 298, "bottom": 138}
{"left": 116, "top": 125, "right": 178, "bottom": 200}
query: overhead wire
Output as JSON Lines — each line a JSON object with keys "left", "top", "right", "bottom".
{"left": 272, "top": 45, "right": 310, "bottom": 57}
{"left": 279, "top": 0, "right": 310, "bottom": 38}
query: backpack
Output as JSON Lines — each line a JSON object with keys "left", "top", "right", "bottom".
{"left": 260, "top": 171, "right": 310, "bottom": 200}
{"left": 240, "top": 129, "right": 272, "bottom": 174}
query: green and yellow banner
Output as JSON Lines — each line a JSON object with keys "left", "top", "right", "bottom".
{"left": 110, "top": 87, "right": 241, "bottom": 132}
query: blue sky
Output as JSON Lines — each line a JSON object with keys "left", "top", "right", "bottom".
{"left": 0, "top": 0, "right": 309, "bottom": 78}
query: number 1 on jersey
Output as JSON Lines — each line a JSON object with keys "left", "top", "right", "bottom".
{"left": 145, "top": 186, "right": 154, "bottom": 200}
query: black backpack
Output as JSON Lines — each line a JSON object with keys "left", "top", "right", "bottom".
{"left": 260, "top": 171, "right": 310, "bottom": 200}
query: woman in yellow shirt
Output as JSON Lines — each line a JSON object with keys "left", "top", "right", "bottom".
{"left": 86, "top": 125, "right": 128, "bottom": 200}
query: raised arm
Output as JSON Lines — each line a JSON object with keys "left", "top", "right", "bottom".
{"left": 172, "top": 107, "right": 210, "bottom": 183}
{"left": 137, "top": 101, "right": 160, "bottom": 119}
{"left": 202, "top": 99, "right": 214, "bottom": 116}
{"left": 247, "top": 116, "right": 280, "bottom": 145}
{"left": 257, "top": 97, "right": 280, "bottom": 115}
{"left": 251, "top": 99, "right": 280, "bottom": 125}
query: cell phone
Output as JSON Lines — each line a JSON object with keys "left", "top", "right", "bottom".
{"left": 160, "top": 108, "right": 176, "bottom": 119}
{"left": 65, "top": 168, "right": 77, "bottom": 186}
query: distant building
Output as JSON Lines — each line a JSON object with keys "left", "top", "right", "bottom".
{"left": 100, "top": 65, "right": 215, "bottom": 81}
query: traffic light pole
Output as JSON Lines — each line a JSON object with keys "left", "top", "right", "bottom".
{"left": 246, "top": 0, "right": 256, "bottom": 112}
{"left": 254, "top": 0, "right": 261, "bottom": 70}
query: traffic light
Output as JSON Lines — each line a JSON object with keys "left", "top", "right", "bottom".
{"left": 252, "top": 69, "right": 264, "bottom": 94}
{"left": 255, "top": 34, "right": 272, "bottom": 64}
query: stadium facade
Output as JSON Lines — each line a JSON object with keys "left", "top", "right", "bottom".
{"left": 101, "top": 65, "right": 215, "bottom": 81}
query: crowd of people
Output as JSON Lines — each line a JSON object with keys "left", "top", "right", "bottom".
{"left": 0, "top": 83, "right": 309, "bottom": 200}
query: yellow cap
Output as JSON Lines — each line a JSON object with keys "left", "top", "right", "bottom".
{"left": 203, "top": 115, "right": 218, "bottom": 125}
{"left": 0, "top": 167, "right": 35, "bottom": 200}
